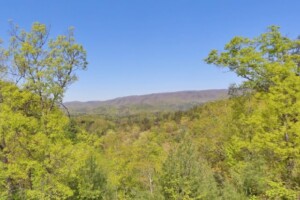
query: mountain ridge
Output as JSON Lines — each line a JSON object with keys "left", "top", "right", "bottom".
{"left": 65, "top": 89, "right": 228, "bottom": 115}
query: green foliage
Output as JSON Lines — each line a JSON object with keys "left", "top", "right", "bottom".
{"left": 2, "top": 23, "right": 300, "bottom": 199}
{"left": 0, "top": 23, "right": 106, "bottom": 200}
{"left": 205, "top": 26, "right": 300, "bottom": 92}
{"left": 206, "top": 26, "right": 300, "bottom": 198}
{"left": 0, "top": 81, "right": 74, "bottom": 199}
{"left": 160, "top": 139, "right": 218, "bottom": 200}
{"left": 75, "top": 155, "right": 109, "bottom": 199}
{"left": 0, "top": 82, "right": 110, "bottom": 200}
{"left": 264, "top": 181, "right": 297, "bottom": 200}
{"left": 6, "top": 22, "right": 87, "bottom": 109}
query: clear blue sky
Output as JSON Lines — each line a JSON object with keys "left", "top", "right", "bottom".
{"left": 1, "top": 0, "right": 300, "bottom": 101}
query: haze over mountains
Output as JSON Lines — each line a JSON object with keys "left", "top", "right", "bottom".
{"left": 65, "top": 89, "right": 228, "bottom": 116}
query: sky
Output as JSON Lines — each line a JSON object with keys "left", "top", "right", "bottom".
{"left": 0, "top": 0, "right": 300, "bottom": 101}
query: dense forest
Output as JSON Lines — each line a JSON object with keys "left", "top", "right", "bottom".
{"left": 0, "top": 23, "right": 300, "bottom": 199}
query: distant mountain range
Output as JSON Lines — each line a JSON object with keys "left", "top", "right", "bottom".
{"left": 65, "top": 89, "right": 228, "bottom": 116}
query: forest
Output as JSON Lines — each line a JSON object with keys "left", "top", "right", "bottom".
{"left": 0, "top": 23, "right": 300, "bottom": 199}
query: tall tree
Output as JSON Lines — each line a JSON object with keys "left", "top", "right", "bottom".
{"left": 205, "top": 26, "right": 300, "bottom": 92}
{"left": 4, "top": 22, "right": 87, "bottom": 110}
{"left": 0, "top": 23, "right": 92, "bottom": 199}
{"left": 206, "top": 26, "right": 300, "bottom": 199}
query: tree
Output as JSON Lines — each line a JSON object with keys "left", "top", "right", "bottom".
{"left": 206, "top": 26, "right": 300, "bottom": 198}
{"left": 3, "top": 22, "right": 87, "bottom": 110}
{"left": 205, "top": 26, "right": 300, "bottom": 92}
{"left": 75, "top": 155, "right": 109, "bottom": 200}
{"left": 0, "top": 81, "right": 78, "bottom": 199}
{"left": 0, "top": 22, "right": 91, "bottom": 199}
{"left": 160, "top": 139, "right": 218, "bottom": 200}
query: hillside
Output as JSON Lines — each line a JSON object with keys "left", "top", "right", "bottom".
{"left": 65, "top": 89, "right": 228, "bottom": 115}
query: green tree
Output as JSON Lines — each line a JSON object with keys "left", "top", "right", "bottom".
{"left": 75, "top": 155, "right": 109, "bottom": 200}
{"left": 205, "top": 26, "right": 300, "bottom": 92}
{"left": 160, "top": 139, "right": 218, "bottom": 200}
{"left": 0, "top": 22, "right": 92, "bottom": 199}
{"left": 0, "top": 81, "right": 79, "bottom": 199}
{"left": 5, "top": 22, "right": 87, "bottom": 110}
{"left": 206, "top": 26, "right": 300, "bottom": 198}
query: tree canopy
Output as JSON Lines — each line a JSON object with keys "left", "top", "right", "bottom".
{"left": 205, "top": 26, "right": 300, "bottom": 92}
{"left": 206, "top": 26, "right": 300, "bottom": 199}
{"left": 2, "top": 22, "right": 87, "bottom": 110}
{"left": 1, "top": 23, "right": 300, "bottom": 199}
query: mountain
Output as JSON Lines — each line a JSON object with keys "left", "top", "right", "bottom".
{"left": 65, "top": 89, "right": 228, "bottom": 116}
